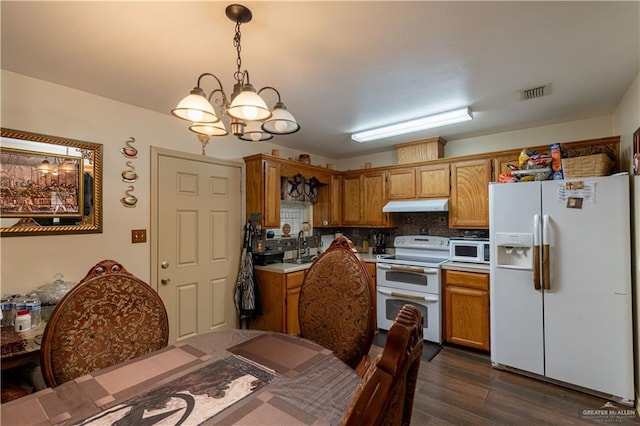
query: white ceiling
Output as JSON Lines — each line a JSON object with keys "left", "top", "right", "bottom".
{"left": 1, "top": 1, "right": 638, "bottom": 158}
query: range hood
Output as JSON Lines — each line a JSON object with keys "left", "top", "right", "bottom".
{"left": 382, "top": 199, "right": 449, "bottom": 213}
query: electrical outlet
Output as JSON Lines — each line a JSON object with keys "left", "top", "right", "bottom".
{"left": 131, "top": 229, "right": 147, "bottom": 243}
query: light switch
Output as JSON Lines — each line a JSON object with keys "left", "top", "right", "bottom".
{"left": 132, "top": 229, "right": 147, "bottom": 243}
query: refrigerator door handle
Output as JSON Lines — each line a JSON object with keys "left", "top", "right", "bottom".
{"left": 533, "top": 214, "right": 541, "bottom": 290}
{"left": 542, "top": 214, "right": 551, "bottom": 290}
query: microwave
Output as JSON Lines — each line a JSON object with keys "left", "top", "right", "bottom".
{"left": 449, "top": 238, "right": 490, "bottom": 264}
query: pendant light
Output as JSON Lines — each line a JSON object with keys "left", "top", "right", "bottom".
{"left": 172, "top": 4, "right": 300, "bottom": 154}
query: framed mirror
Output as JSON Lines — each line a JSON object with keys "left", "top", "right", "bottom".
{"left": 1, "top": 128, "right": 103, "bottom": 236}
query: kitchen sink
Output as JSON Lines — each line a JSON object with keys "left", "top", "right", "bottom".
{"left": 284, "top": 257, "right": 315, "bottom": 265}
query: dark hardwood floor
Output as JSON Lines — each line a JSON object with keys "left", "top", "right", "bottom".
{"left": 401, "top": 344, "right": 639, "bottom": 425}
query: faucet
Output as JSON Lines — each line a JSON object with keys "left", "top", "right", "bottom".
{"left": 297, "top": 230, "right": 307, "bottom": 259}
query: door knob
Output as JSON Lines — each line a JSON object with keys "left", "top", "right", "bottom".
{"left": 161, "top": 277, "right": 171, "bottom": 285}
{"left": 161, "top": 261, "right": 169, "bottom": 269}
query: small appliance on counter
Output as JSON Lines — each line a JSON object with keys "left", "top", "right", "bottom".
{"left": 252, "top": 251, "right": 285, "bottom": 266}
{"left": 449, "top": 236, "right": 490, "bottom": 264}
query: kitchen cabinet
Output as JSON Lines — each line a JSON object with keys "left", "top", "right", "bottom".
{"left": 343, "top": 171, "right": 391, "bottom": 227}
{"left": 449, "top": 159, "right": 492, "bottom": 228}
{"left": 386, "top": 168, "right": 416, "bottom": 200}
{"left": 416, "top": 164, "right": 450, "bottom": 198}
{"left": 245, "top": 157, "right": 281, "bottom": 228}
{"left": 313, "top": 174, "right": 342, "bottom": 227}
{"left": 386, "top": 164, "right": 449, "bottom": 200}
{"left": 443, "top": 269, "right": 490, "bottom": 351}
{"left": 365, "top": 262, "right": 376, "bottom": 282}
{"left": 251, "top": 269, "right": 306, "bottom": 334}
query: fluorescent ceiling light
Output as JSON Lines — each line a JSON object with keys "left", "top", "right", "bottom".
{"left": 351, "top": 107, "right": 473, "bottom": 143}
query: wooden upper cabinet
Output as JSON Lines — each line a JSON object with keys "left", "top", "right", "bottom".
{"left": 387, "top": 168, "right": 416, "bottom": 200}
{"left": 416, "top": 164, "right": 450, "bottom": 198}
{"left": 387, "top": 164, "right": 449, "bottom": 200}
{"left": 245, "top": 157, "right": 281, "bottom": 228}
{"left": 342, "top": 173, "right": 362, "bottom": 225}
{"left": 362, "top": 171, "right": 387, "bottom": 226}
{"left": 263, "top": 160, "right": 281, "bottom": 228}
{"left": 313, "top": 174, "right": 342, "bottom": 227}
{"left": 449, "top": 159, "right": 492, "bottom": 229}
{"left": 492, "top": 153, "right": 519, "bottom": 182}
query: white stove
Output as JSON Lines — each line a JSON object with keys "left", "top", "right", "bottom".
{"left": 376, "top": 235, "right": 450, "bottom": 343}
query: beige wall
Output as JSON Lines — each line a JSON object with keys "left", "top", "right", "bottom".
{"left": 0, "top": 70, "right": 330, "bottom": 295}
{"left": 612, "top": 71, "right": 640, "bottom": 408}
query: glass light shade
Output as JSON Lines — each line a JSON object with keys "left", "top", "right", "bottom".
{"left": 239, "top": 121, "right": 273, "bottom": 142}
{"left": 227, "top": 87, "right": 271, "bottom": 121}
{"left": 189, "top": 121, "right": 229, "bottom": 136}
{"left": 262, "top": 105, "right": 300, "bottom": 135}
{"left": 36, "top": 159, "right": 51, "bottom": 173}
{"left": 172, "top": 91, "right": 220, "bottom": 123}
{"left": 60, "top": 160, "right": 76, "bottom": 172}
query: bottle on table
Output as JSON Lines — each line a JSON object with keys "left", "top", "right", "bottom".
{"left": 15, "top": 309, "right": 31, "bottom": 332}
{"left": 25, "top": 293, "right": 41, "bottom": 328}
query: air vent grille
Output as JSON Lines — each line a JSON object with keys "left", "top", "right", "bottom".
{"left": 521, "top": 85, "right": 546, "bottom": 100}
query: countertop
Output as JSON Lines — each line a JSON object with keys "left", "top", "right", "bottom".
{"left": 442, "top": 261, "right": 490, "bottom": 273}
{"left": 254, "top": 252, "right": 378, "bottom": 273}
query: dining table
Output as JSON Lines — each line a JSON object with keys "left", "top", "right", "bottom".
{"left": 1, "top": 329, "right": 361, "bottom": 426}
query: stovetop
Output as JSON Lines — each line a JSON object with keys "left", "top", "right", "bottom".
{"left": 377, "top": 235, "right": 451, "bottom": 267}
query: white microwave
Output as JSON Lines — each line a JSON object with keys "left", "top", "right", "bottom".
{"left": 449, "top": 239, "right": 490, "bottom": 264}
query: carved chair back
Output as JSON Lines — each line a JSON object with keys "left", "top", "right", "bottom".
{"left": 40, "top": 259, "right": 169, "bottom": 387}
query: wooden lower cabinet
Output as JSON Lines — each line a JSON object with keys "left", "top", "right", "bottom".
{"left": 365, "top": 262, "right": 376, "bottom": 282}
{"left": 251, "top": 269, "right": 306, "bottom": 334}
{"left": 443, "top": 269, "right": 490, "bottom": 351}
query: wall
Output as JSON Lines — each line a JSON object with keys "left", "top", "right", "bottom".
{"left": 612, "top": 70, "right": 640, "bottom": 409}
{"left": 334, "top": 115, "right": 614, "bottom": 170}
{"left": 0, "top": 70, "right": 330, "bottom": 295}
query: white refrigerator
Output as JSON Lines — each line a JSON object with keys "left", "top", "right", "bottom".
{"left": 489, "top": 173, "right": 634, "bottom": 404}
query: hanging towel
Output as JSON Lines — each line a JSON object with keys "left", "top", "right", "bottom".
{"left": 235, "top": 222, "right": 261, "bottom": 325}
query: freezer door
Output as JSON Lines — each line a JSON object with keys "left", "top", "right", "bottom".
{"left": 542, "top": 174, "right": 634, "bottom": 401}
{"left": 489, "top": 181, "right": 544, "bottom": 375}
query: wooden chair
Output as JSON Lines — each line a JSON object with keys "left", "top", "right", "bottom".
{"left": 341, "top": 304, "right": 423, "bottom": 426}
{"left": 40, "top": 260, "right": 169, "bottom": 387}
{"left": 298, "top": 236, "right": 376, "bottom": 373}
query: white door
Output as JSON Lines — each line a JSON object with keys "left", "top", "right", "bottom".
{"left": 542, "top": 175, "right": 634, "bottom": 400}
{"left": 152, "top": 149, "right": 242, "bottom": 344}
{"left": 489, "top": 181, "right": 544, "bottom": 375}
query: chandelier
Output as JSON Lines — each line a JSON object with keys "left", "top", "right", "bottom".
{"left": 172, "top": 4, "right": 300, "bottom": 154}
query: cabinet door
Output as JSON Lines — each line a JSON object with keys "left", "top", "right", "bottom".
{"left": 362, "top": 172, "right": 387, "bottom": 226}
{"left": 250, "top": 270, "right": 286, "bottom": 333}
{"left": 286, "top": 271, "right": 305, "bottom": 335}
{"left": 449, "top": 159, "right": 492, "bottom": 228}
{"left": 445, "top": 285, "right": 490, "bottom": 350}
{"left": 329, "top": 175, "right": 342, "bottom": 226}
{"left": 416, "top": 164, "right": 450, "bottom": 198}
{"left": 342, "top": 174, "right": 362, "bottom": 225}
{"left": 263, "top": 160, "right": 281, "bottom": 228}
{"left": 493, "top": 154, "right": 519, "bottom": 182}
{"left": 387, "top": 168, "right": 416, "bottom": 200}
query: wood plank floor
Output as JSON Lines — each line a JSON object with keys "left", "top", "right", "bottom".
{"left": 405, "top": 345, "right": 639, "bottom": 425}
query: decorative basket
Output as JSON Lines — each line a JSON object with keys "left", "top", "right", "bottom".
{"left": 561, "top": 154, "right": 612, "bottom": 178}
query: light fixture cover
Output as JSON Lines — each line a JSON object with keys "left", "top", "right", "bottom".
{"left": 189, "top": 120, "right": 229, "bottom": 137}
{"left": 352, "top": 107, "right": 473, "bottom": 143}
{"left": 262, "top": 104, "right": 300, "bottom": 135}
{"left": 239, "top": 121, "right": 273, "bottom": 142}
{"left": 172, "top": 91, "right": 220, "bottom": 123}
{"left": 227, "top": 87, "right": 271, "bottom": 121}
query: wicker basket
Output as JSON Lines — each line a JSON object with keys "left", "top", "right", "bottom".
{"left": 561, "top": 153, "right": 612, "bottom": 178}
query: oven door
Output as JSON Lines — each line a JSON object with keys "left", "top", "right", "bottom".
{"left": 376, "top": 286, "right": 441, "bottom": 344}
{"left": 376, "top": 263, "right": 440, "bottom": 293}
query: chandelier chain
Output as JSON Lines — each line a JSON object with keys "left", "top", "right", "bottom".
{"left": 233, "top": 20, "right": 243, "bottom": 84}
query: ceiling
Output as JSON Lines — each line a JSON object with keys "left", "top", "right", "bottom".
{"left": 2, "top": 1, "right": 638, "bottom": 159}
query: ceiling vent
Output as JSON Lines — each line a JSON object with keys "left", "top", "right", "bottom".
{"left": 520, "top": 85, "right": 546, "bottom": 101}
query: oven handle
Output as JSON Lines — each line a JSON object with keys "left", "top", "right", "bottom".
{"left": 376, "top": 263, "right": 439, "bottom": 274}
{"left": 377, "top": 288, "right": 439, "bottom": 302}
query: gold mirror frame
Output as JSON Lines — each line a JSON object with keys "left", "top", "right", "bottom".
{"left": 1, "top": 128, "right": 103, "bottom": 236}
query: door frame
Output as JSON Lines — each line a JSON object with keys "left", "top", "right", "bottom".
{"left": 150, "top": 147, "right": 246, "bottom": 299}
